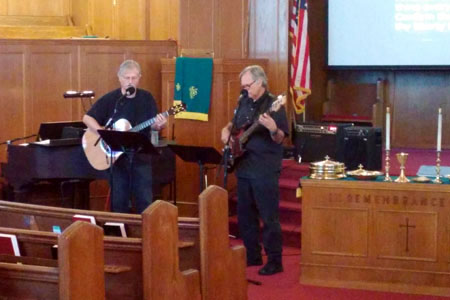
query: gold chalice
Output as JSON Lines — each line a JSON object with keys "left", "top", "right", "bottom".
{"left": 395, "top": 152, "right": 410, "bottom": 183}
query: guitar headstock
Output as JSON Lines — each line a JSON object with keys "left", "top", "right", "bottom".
{"left": 271, "top": 93, "right": 287, "bottom": 112}
{"left": 168, "top": 102, "right": 187, "bottom": 115}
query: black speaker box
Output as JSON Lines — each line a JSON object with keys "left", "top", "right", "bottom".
{"left": 336, "top": 126, "right": 382, "bottom": 171}
{"left": 292, "top": 123, "right": 353, "bottom": 162}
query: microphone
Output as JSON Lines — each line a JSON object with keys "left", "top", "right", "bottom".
{"left": 125, "top": 86, "right": 136, "bottom": 96}
{"left": 63, "top": 90, "right": 95, "bottom": 98}
{"left": 239, "top": 89, "right": 248, "bottom": 101}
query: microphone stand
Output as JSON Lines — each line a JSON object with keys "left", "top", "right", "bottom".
{"left": 0, "top": 134, "right": 37, "bottom": 146}
{"left": 94, "top": 88, "right": 131, "bottom": 147}
{"left": 102, "top": 86, "right": 135, "bottom": 212}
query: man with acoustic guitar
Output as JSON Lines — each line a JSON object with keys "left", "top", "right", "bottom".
{"left": 221, "top": 65, "right": 288, "bottom": 275}
{"left": 83, "top": 59, "right": 167, "bottom": 213}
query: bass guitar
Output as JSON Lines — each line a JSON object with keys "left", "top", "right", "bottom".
{"left": 82, "top": 103, "right": 185, "bottom": 170}
{"left": 225, "top": 94, "right": 286, "bottom": 172}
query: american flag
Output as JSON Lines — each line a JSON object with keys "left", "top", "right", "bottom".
{"left": 290, "top": 0, "right": 311, "bottom": 115}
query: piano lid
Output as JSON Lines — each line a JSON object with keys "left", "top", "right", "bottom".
{"left": 37, "top": 121, "right": 86, "bottom": 141}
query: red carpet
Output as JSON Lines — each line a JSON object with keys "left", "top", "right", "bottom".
{"left": 234, "top": 240, "right": 448, "bottom": 300}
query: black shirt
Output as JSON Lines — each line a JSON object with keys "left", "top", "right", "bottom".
{"left": 86, "top": 88, "right": 158, "bottom": 138}
{"left": 234, "top": 91, "right": 289, "bottom": 178}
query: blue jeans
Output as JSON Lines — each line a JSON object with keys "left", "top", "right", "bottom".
{"left": 110, "top": 153, "right": 152, "bottom": 214}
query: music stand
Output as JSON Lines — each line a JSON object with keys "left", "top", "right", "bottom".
{"left": 168, "top": 144, "right": 222, "bottom": 192}
{"left": 97, "top": 130, "right": 157, "bottom": 155}
{"left": 97, "top": 130, "right": 158, "bottom": 211}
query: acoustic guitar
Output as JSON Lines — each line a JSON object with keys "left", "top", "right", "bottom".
{"left": 224, "top": 94, "right": 286, "bottom": 172}
{"left": 82, "top": 103, "right": 185, "bottom": 170}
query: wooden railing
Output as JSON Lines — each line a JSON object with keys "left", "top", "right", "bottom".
{"left": 0, "top": 15, "right": 92, "bottom": 39}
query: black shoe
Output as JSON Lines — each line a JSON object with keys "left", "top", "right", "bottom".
{"left": 247, "top": 258, "right": 263, "bottom": 267}
{"left": 258, "top": 263, "right": 283, "bottom": 275}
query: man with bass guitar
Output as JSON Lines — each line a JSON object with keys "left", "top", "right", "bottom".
{"left": 221, "top": 65, "right": 288, "bottom": 275}
{"left": 83, "top": 59, "right": 167, "bottom": 213}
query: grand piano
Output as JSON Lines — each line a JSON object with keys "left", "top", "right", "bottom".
{"left": 2, "top": 135, "right": 175, "bottom": 208}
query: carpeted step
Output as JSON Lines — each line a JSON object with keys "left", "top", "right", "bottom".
{"left": 279, "top": 160, "right": 309, "bottom": 203}
{"left": 281, "top": 160, "right": 310, "bottom": 178}
{"left": 279, "top": 178, "right": 300, "bottom": 203}
{"left": 229, "top": 215, "right": 301, "bottom": 249}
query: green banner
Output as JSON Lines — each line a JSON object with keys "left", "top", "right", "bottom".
{"left": 173, "top": 57, "right": 213, "bottom": 121}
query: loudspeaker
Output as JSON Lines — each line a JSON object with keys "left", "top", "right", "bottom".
{"left": 293, "top": 123, "right": 353, "bottom": 162}
{"left": 337, "top": 126, "right": 382, "bottom": 170}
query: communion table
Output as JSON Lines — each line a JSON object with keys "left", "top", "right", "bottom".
{"left": 300, "top": 177, "right": 450, "bottom": 297}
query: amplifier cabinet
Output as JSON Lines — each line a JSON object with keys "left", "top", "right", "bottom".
{"left": 292, "top": 123, "right": 353, "bottom": 162}
{"left": 336, "top": 126, "right": 382, "bottom": 171}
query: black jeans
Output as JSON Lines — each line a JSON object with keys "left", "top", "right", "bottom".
{"left": 237, "top": 175, "right": 282, "bottom": 264}
{"left": 110, "top": 153, "right": 152, "bottom": 214}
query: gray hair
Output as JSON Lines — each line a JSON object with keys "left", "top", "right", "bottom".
{"left": 239, "top": 65, "right": 268, "bottom": 88}
{"left": 117, "top": 59, "right": 141, "bottom": 77}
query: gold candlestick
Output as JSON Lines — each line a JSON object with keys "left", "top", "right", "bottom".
{"left": 433, "top": 151, "right": 442, "bottom": 184}
{"left": 395, "top": 152, "right": 410, "bottom": 183}
{"left": 384, "top": 149, "right": 392, "bottom": 182}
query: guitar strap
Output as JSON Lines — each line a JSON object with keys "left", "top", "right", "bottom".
{"left": 254, "top": 92, "right": 275, "bottom": 119}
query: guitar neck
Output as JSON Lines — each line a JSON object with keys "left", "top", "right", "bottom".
{"left": 239, "top": 104, "right": 275, "bottom": 143}
{"left": 237, "top": 94, "right": 285, "bottom": 144}
{"left": 130, "top": 111, "right": 170, "bottom": 132}
{"left": 240, "top": 121, "right": 260, "bottom": 142}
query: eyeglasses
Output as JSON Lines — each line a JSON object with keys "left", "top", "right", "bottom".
{"left": 120, "top": 75, "right": 140, "bottom": 82}
{"left": 241, "top": 80, "right": 256, "bottom": 90}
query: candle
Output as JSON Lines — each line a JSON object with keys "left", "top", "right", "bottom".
{"left": 437, "top": 108, "right": 442, "bottom": 152}
{"left": 386, "top": 107, "right": 390, "bottom": 151}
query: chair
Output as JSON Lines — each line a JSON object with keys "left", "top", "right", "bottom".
{"left": 322, "top": 79, "right": 385, "bottom": 127}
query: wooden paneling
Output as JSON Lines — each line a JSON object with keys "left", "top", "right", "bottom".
{"left": 82, "top": 0, "right": 146, "bottom": 40}
{"left": 179, "top": 0, "right": 214, "bottom": 51}
{"left": 89, "top": 0, "right": 114, "bottom": 38}
{"left": 79, "top": 46, "right": 128, "bottom": 106}
{"left": 0, "top": 39, "right": 177, "bottom": 164}
{"left": 248, "top": 0, "right": 289, "bottom": 96}
{"left": 215, "top": 0, "right": 249, "bottom": 58}
{"left": 303, "top": 0, "right": 327, "bottom": 122}
{"left": 28, "top": 45, "right": 79, "bottom": 131}
{"left": 70, "top": 0, "right": 89, "bottom": 28}
{"left": 4, "top": 0, "right": 69, "bottom": 16}
{"left": 0, "top": 0, "right": 7, "bottom": 15}
{"left": 149, "top": 0, "right": 179, "bottom": 40}
{"left": 179, "top": 0, "right": 248, "bottom": 59}
{"left": 0, "top": 46, "right": 26, "bottom": 163}
{"left": 114, "top": 0, "right": 146, "bottom": 40}
{"left": 391, "top": 72, "right": 450, "bottom": 149}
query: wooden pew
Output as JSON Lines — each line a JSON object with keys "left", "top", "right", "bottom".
{"left": 0, "top": 200, "right": 201, "bottom": 271}
{"left": 0, "top": 185, "right": 247, "bottom": 300}
{"left": 0, "top": 225, "right": 195, "bottom": 300}
{"left": 142, "top": 200, "right": 201, "bottom": 300}
{"left": 198, "top": 185, "right": 247, "bottom": 300}
{"left": 0, "top": 221, "right": 104, "bottom": 300}
{"left": 0, "top": 199, "right": 198, "bottom": 237}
